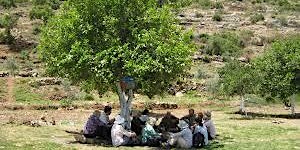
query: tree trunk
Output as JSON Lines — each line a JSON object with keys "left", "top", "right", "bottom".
{"left": 239, "top": 95, "right": 246, "bottom": 115}
{"left": 291, "top": 94, "right": 296, "bottom": 116}
{"left": 116, "top": 82, "right": 133, "bottom": 129}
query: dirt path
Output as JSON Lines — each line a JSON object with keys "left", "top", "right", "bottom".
{"left": 6, "top": 77, "right": 14, "bottom": 103}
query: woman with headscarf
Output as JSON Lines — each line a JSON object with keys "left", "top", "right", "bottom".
{"left": 111, "top": 115, "right": 137, "bottom": 147}
{"left": 141, "top": 117, "right": 161, "bottom": 146}
{"left": 167, "top": 120, "right": 193, "bottom": 148}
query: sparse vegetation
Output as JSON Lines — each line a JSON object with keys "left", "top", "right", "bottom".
{"left": 5, "top": 57, "right": 19, "bottom": 76}
{"left": 29, "top": 5, "right": 54, "bottom": 22}
{"left": 0, "top": 13, "right": 18, "bottom": 44}
{"left": 204, "top": 32, "right": 243, "bottom": 57}
{"left": 212, "top": 12, "right": 222, "bottom": 21}
{"left": 250, "top": 13, "right": 264, "bottom": 24}
{"left": 0, "top": 0, "right": 16, "bottom": 9}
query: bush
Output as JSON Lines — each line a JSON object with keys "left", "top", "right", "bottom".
{"left": 60, "top": 99, "right": 73, "bottom": 107}
{"left": 250, "top": 13, "right": 264, "bottom": 24}
{"left": 0, "top": 0, "right": 16, "bottom": 9}
{"left": 5, "top": 57, "right": 19, "bottom": 76}
{"left": 196, "top": 0, "right": 212, "bottom": 9}
{"left": 20, "top": 50, "right": 30, "bottom": 60}
{"left": 212, "top": 12, "right": 222, "bottom": 21}
{"left": 239, "top": 30, "right": 254, "bottom": 47}
{"left": 32, "top": 25, "right": 41, "bottom": 35}
{"left": 0, "top": 13, "right": 18, "bottom": 44}
{"left": 213, "top": 1, "right": 223, "bottom": 9}
{"left": 29, "top": 5, "right": 54, "bottom": 22}
{"left": 204, "top": 32, "right": 242, "bottom": 57}
{"left": 278, "top": 16, "right": 288, "bottom": 26}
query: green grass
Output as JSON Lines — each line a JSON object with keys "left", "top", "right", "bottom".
{"left": 0, "top": 105, "right": 299, "bottom": 150}
{"left": 13, "top": 79, "right": 54, "bottom": 105}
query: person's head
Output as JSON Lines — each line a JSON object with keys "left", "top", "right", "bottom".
{"left": 189, "top": 109, "right": 195, "bottom": 116}
{"left": 142, "top": 109, "right": 149, "bottom": 115}
{"left": 114, "top": 115, "right": 125, "bottom": 125}
{"left": 203, "top": 110, "right": 212, "bottom": 120}
{"left": 195, "top": 117, "right": 203, "bottom": 126}
{"left": 166, "top": 111, "right": 172, "bottom": 118}
{"left": 177, "top": 120, "right": 189, "bottom": 130}
{"left": 197, "top": 112, "right": 204, "bottom": 120}
{"left": 104, "top": 106, "right": 112, "bottom": 115}
{"left": 93, "top": 110, "right": 101, "bottom": 117}
{"left": 146, "top": 117, "right": 157, "bottom": 126}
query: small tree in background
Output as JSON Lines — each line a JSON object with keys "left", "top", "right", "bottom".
{"left": 39, "top": 0, "right": 195, "bottom": 127}
{"left": 254, "top": 35, "right": 300, "bottom": 115}
{"left": 5, "top": 57, "right": 19, "bottom": 77}
{"left": 0, "top": 13, "right": 18, "bottom": 45}
{"left": 218, "top": 60, "right": 257, "bottom": 114}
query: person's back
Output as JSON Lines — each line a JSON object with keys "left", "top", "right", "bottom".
{"left": 83, "top": 110, "right": 102, "bottom": 138}
{"left": 203, "top": 111, "right": 216, "bottom": 140}
{"left": 194, "top": 125, "right": 208, "bottom": 146}
{"left": 111, "top": 115, "right": 136, "bottom": 146}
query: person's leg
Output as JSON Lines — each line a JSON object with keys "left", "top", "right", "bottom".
{"left": 177, "top": 137, "right": 189, "bottom": 148}
{"left": 83, "top": 134, "right": 96, "bottom": 138}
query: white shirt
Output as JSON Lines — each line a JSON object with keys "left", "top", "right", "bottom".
{"left": 194, "top": 125, "right": 208, "bottom": 145}
{"left": 111, "top": 124, "right": 134, "bottom": 146}
{"left": 172, "top": 128, "right": 193, "bottom": 148}
{"left": 204, "top": 119, "right": 216, "bottom": 138}
{"left": 99, "top": 112, "right": 109, "bottom": 125}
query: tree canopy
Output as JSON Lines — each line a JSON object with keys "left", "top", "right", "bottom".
{"left": 253, "top": 35, "right": 300, "bottom": 100}
{"left": 38, "top": 0, "right": 195, "bottom": 98}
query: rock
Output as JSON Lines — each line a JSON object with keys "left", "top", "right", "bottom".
{"left": 175, "top": 92, "right": 183, "bottom": 97}
{"left": 240, "top": 21, "right": 251, "bottom": 26}
{"left": 251, "top": 37, "right": 264, "bottom": 46}
{"left": 0, "top": 71, "right": 9, "bottom": 77}
{"left": 0, "top": 55, "right": 7, "bottom": 60}
{"left": 238, "top": 57, "right": 248, "bottom": 63}
{"left": 34, "top": 78, "right": 62, "bottom": 86}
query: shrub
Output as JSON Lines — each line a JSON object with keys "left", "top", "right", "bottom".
{"left": 205, "top": 32, "right": 242, "bottom": 57}
{"left": 196, "top": 0, "right": 212, "bottom": 9}
{"left": 195, "top": 11, "right": 203, "bottom": 18}
{"left": 250, "top": 13, "right": 264, "bottom": 24}
{"left": 20, "top": 50, "right": 30, "bottom": 60}
{"left": 213, "top": 1, "right": 223, "bottom": 9}
{"left": 0, "top": 0, "right": 16, "bottom": 9}
{"left": 5, "top": 57, "right": 19, "bottom": 76}
{"left": 32, "top": 25, "right": 41, "bottom": 35}
{"left": 29, "top": 5, "right": 54, "bottom": 22}
{"left": 60, "top": 99, "right": 73, "bottom": 107}
{"left": 239, "top": 30, "right": 254, "bottom": 47}
{"left": 212, "top": 12, "right": 222, "bottom": 21}
{"left": 278, "top": 16, "right": 288, "bottom": 26}
{"left": 0, "top": 13, "right": 18, "bottom": 44}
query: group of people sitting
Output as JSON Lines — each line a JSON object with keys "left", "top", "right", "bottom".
{"left": 82, "top": 106, "right": 216, "bottom": 148}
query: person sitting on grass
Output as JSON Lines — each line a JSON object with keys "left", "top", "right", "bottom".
{"left": 158, "top": 111, "right": 179, "bottom": 133}
{"left": 193, "top": 116, "right": 208, "bottom": 147}
{"left": 83, "top": 110, "right": 102, "bottom": 138}
{"left": 181, "top": 109, "right": 197, "bottom": 126}
{"left": 141, "top": 117, "right": 161, "bottom": 146}
{"left": 203, "top": 110, "right": 216, "bottom": 140}
{"left": 111, "top": 115, "right": 137, "bottom": 147}
{"left": 167, "top": 120, "right": 193, "bottom": 148}
{"left": 98, "top": 106, "right": 113, "bottom": 140}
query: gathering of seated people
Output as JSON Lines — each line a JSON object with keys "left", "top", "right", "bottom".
{"left": 83, "top": 107, "right": 217, "bottom": 148}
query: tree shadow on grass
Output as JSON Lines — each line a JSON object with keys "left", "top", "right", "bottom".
{"left": 228, "top": 111, "right": 300, "bottom": 119}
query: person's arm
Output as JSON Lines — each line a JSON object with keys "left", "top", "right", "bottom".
{"left": 172, "top": 130, "right": 184, "bottom": 138}
{"left": 99, "top": 113, "right": 108, "bottom": 125}
{"left": 120, "top": 126, "right": 136, "bottom": 137}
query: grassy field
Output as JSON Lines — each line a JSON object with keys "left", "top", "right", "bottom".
{"left": 0, "top": 103, "right": 299, "bottom": 150}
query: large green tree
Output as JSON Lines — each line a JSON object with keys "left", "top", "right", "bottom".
{"left": 254, "top": 35, "right": 300, "bottom": 115}
{"left": 38, "top": 0, "right": 194, "bottom": 126}
{"left": 218, "top": 60, "right": 257, "bottom": 113}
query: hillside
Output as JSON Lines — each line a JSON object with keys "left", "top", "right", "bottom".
{"left": 0, "top": 0, "right": 299, "bottom": 107}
